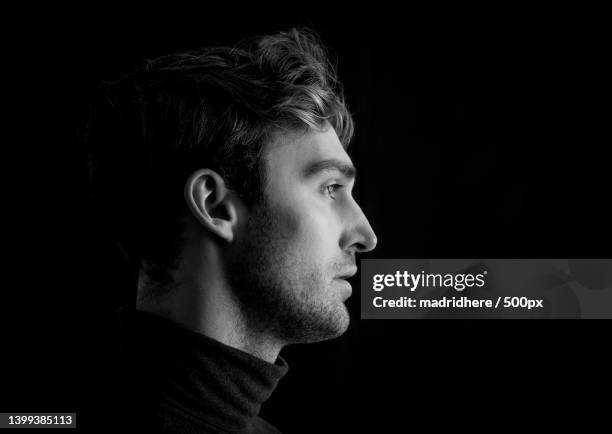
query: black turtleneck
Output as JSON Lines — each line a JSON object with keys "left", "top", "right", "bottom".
{"left": 111, "top": 308, "right": 288, "bottom": 433}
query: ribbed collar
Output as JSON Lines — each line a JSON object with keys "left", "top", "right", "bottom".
{"left": 117, "top": 308, "right": 289, "bottom": 432}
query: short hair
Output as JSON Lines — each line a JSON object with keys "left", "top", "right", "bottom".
{"left": 85, "top": 28, "right": 354, "bottom": 286}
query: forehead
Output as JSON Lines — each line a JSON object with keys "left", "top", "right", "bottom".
{"left": 263, "top": 127, "right": 351, "bottom": 176}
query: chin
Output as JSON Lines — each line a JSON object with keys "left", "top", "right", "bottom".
{"left": 303, "top": 304, "right": 351, "bottom": 343}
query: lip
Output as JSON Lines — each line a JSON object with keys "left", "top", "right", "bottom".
{"left": 334, "top": 277, "right": 353, "bottom": 298}
{"left": 335, "top": 268, "right": 358, "bottom": 280}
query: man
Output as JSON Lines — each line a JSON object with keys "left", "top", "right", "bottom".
{"left": 86, "top": 28, "right": 377, "bottom": 433}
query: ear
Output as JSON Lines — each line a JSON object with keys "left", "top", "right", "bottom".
{"left": 184, "top": 169, "right": 239, "bottom": 242}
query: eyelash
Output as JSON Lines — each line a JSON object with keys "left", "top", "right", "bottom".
{"left": 325, "top": 183, "right": 344, "bottom": 198}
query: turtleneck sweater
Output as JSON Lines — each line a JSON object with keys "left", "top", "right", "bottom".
{"left": 111, "top": 308, "right": 289, "bottom": 433}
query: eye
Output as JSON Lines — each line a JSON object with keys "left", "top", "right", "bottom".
{"left": 325, "top": 183, "right": 344, "bottom": 199}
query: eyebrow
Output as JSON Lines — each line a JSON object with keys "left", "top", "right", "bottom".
{"left": 301, "top": 158, "right": 357, "bottom": 181}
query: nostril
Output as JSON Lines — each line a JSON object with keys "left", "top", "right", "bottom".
{"left": 359, "top": 231, "right": 377, "bottom": 253}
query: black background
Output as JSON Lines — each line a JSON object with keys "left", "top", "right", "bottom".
{"left": 3, "top": 6, "right": 609, "bottom": 432}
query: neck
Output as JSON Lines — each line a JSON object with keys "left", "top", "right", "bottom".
{"left": 136, "top": 247, "right": 283, "bottom": 363}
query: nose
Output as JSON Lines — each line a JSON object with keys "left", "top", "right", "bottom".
{"left": 340, "top": 199, "right": 378, "bottom": 254}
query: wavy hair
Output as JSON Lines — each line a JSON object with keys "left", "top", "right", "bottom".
{"left": 85, "top": 28, "right": 354, "bottom": 285}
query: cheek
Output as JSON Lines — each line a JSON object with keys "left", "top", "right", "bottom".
{"left": 281, "top": 202, "right": 341, "bottom": 256}
{"left": 272, "top": 199, "right": 303, "bottom": 241}
{"left": 268, "top": 183, "right": 342, "bottom": 249}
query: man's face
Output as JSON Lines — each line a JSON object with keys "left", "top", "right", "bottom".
{"left": 229, "top": 126, "right": 377, "bottom": 344}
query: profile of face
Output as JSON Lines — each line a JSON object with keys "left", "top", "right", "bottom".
{"left": 229, "top": 126, "right": 377, "bottom": 344}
